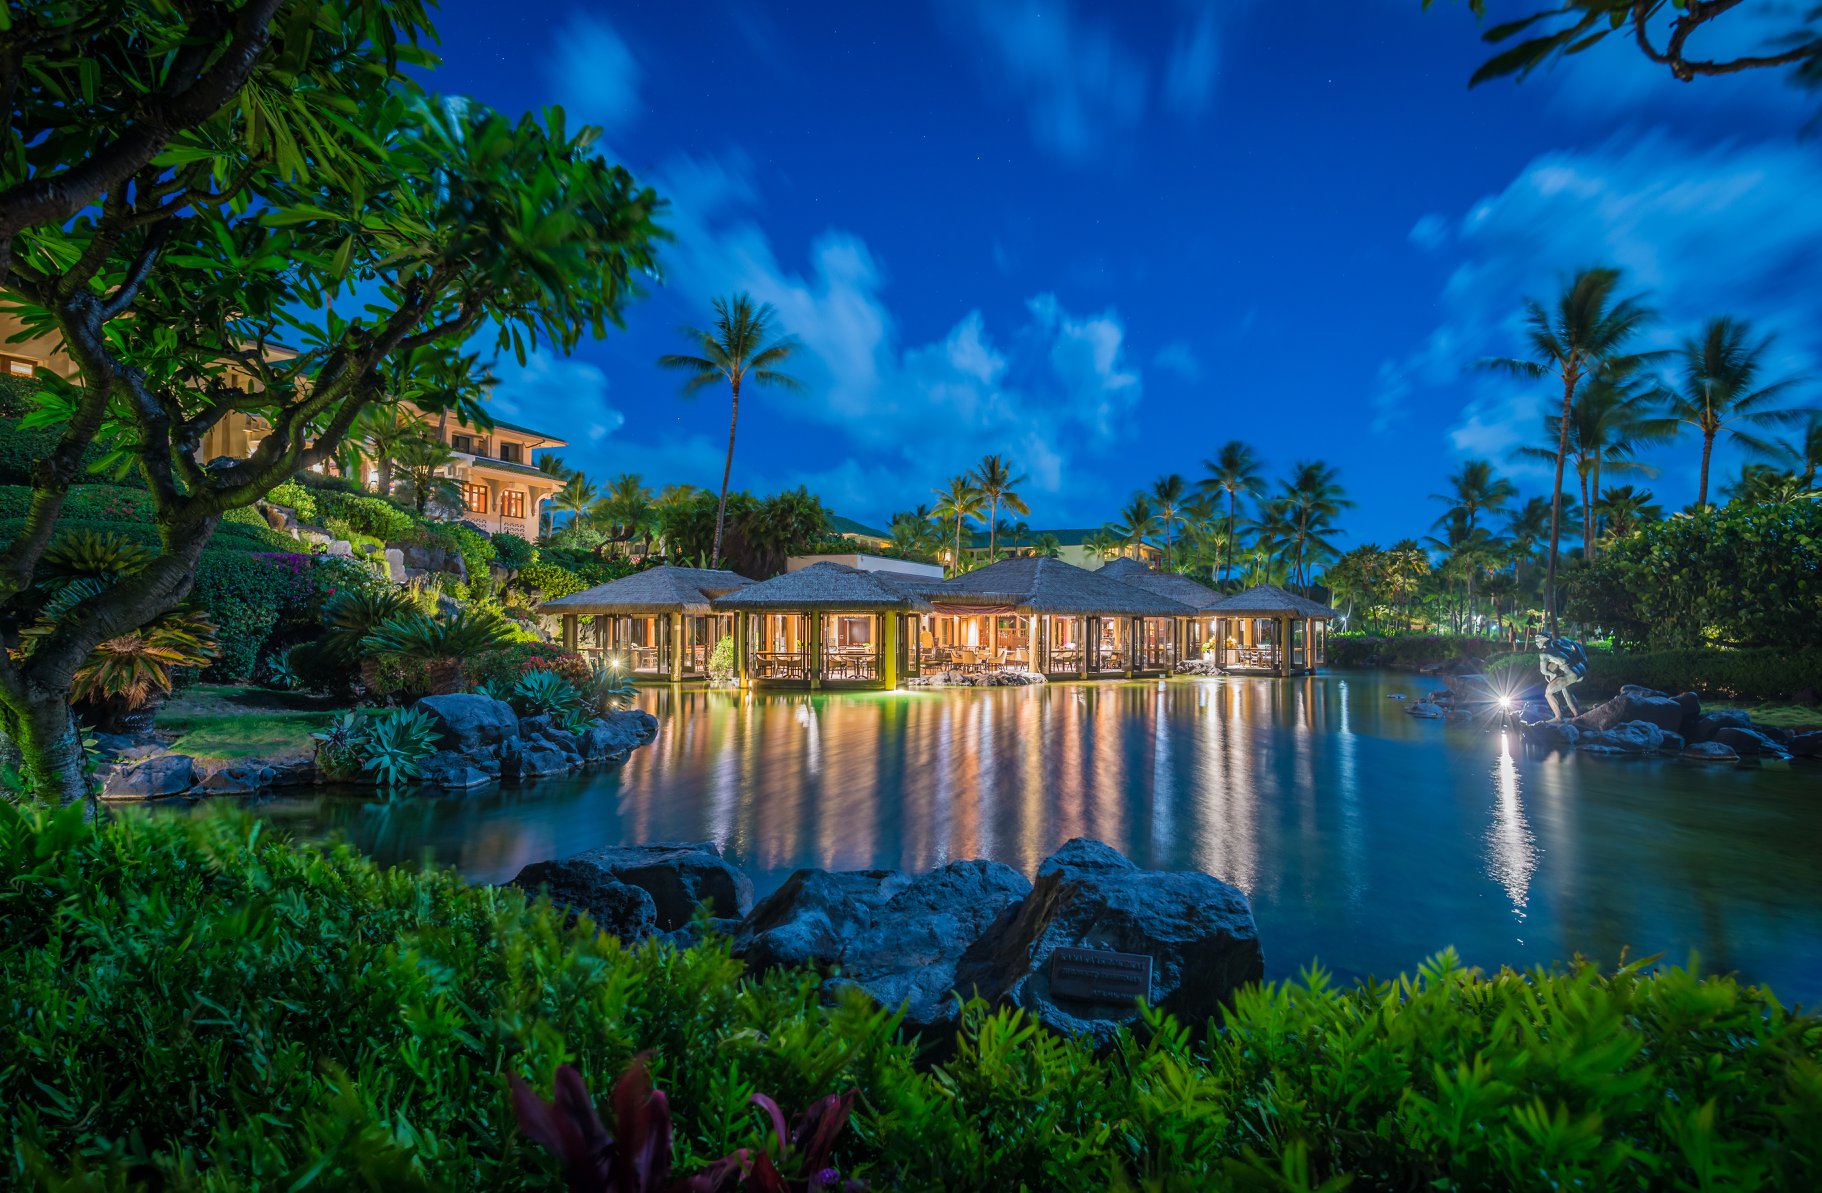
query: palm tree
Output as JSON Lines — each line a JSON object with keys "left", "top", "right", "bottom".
{"left": 592, "top": 473, "right": 654, "bottom": 556}
{"left": 1781, "top": 412, "right": 1822, "bottom": 485}
{"left": 971, "top": 454, "right": 1029, "bottom": 560}
{"left": 1516, "top": 368, "right": 1670, "bottom": 559}
{"left": 551, "top": 473, "right": 599, "bottom": 529}
{"left": 1663, "top": 316, "right": 1806, "bottom": 508}
{"left": 1501, "top": 495, "right": 1551, "bottom": 603}
{"left": 1593, "top": 484, "right": 1662, "bottom": 541}
{"left": 1281, "top": 460, "right": 1353, "bottom": 590}
{"left": 1114, "top": 495, "right": 1157, "bottom": 559}
{"left": 1150, "top": 474, "right": 1188, "bottom": 569}
{"left": 1480, "top": 266, "right": 1656, "bottom": 630}
{"left": 353, "top": 405, "right": 423, "bottom": 496}
{"left": 658, "top": 293, "right": 804, "bottom": 564}
{"left": 1384, "top": 538, "right": 1431, "bottom": 631}
{"left": 1199, "top": 440, "right": 1264, "bottom": 585}
{"left": 932, "top": 476, "right": 985, "bottom": 575}
{"left": 1004, "top": 520, "right": 1031, "bottom": 553}
{"left": 1430, "top": 459, "right": 1515, "bottom": 538}
{"left": 1083, "top": 526, "right": 1123, "bottom": 562}
{"left": 391, "top": 436, "right": 463, "bottom": 517}
{"left": 1030, "top": 531, "right": 1063, "bottom": 559}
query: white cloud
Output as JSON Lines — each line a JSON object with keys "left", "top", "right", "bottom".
{"left": 488, "top": 350, "right": 623, "bottom": 448}
{"left": 550, "top": 15, "right": 642, "bottom": 137}
{"left": 933, "top": 0, "right": 1148, "bottom": 164}
{"left": 1379, "top": 132, "right": 1822, "bottom": 498}
{"left": 1408, "top": 213, "right": 1449, "bottom": 252}
{"left": 1152, "top": 340, "right": 1204, "bottom": 382}
{"left": 1164, "top": 10, "right": 1221, "bottom": 117}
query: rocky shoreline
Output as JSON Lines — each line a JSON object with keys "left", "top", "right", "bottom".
{"left": 95, "top": 696, "right": 659, "bottom": 799}
{"left": 1401, "top": 670, "right": 1820, "bottom": 763}
{"left": 509, "top": 838, "right": 1264, "bottom": 1048}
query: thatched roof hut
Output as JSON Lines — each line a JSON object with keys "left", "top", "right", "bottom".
{"left": 1114, "top": 570, "right": 1227, "bottom": 613}
{"left": 1094, "top": 557, "right": 1154, "bottom": 579}
{"left": 933, "top": 556, "right": 1191, "bottom": 617}
{"left": 714, "top": 561, "right": 933, "bottom": 612}
{"left": 1209, "top": 583, "right": 1337, "bottom": 620}
{"left": 540, "top": 565, "right": 753, "bottom": 616}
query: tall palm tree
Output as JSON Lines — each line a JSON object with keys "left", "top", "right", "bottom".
{"left": 551, "top": 473, "right": 599, "bottom": 528}
{"left": 591, "top": 473, "right": 654, "bottom": 556}
{"left": 1429, "top": 459, "right": 1515, "bottom": 538}
{"left": 1480, "top": 266, "right": 1656, "bottom": 630}
{"left": 1083, "top": 526, "right": 1123, "bottom": 562}
{"left": 1150, "top": 474, "right": 1188, "bottom": 569}
{"left": 932, "top": 476, "right": 985, "bottom": 575}
{"left": 1114, "top": 495, "right": 1157, "bottom": 558}
{"left": 1501, "top": 495, "right": 1551, "bottom": 605}
{"left": 1663, "top": 315, "right": 1806, "bottom": 508}
{"left": 971, "top": 454, "right": 1029, "bottom": 560}
{"left": 1384, "top": 539, "right": 1431, "bottom": 632}
{"left": 1030, "top": 531, "right": 1063, "bottom": 558}
{"left": 1281, "top": 460, "right": 1352, "bottom": 591}
{"left": 1782, "top": 412, "right": 1822, "bottom": 485}
{"left": 1593, "top": 484, "right": 1662, "bottom": 541}
{"left": 1516, "top": 368, "right": 1670, "bottom": 559}
{"left": 658, "top": 293, "right": 805, "bottom": 564}
{"left": 1199, "top": 440, "right": 1264, "bottom": 585}
{"left": 355, "top": 405, "right": 423, "bottom": 496}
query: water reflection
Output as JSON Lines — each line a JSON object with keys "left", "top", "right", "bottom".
{"left": 242, "top": 674, "right": 1822, "bottom": 999}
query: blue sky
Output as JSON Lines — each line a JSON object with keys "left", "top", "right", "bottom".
{"left": 425, "top": 1, "right": 1822, "bottom": 543}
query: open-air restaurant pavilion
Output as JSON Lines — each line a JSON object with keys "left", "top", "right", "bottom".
{"left": 538, "top": 559, "right": 1336, "bottom": 689}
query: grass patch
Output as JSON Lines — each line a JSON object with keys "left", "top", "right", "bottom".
{"left": 1707, "top": 701, "right": 1822, "bottom": 732}
{"left": 156, "top": 683, "right": 345, "bottom": 761}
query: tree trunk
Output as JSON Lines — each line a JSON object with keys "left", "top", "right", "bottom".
{"left": 1544, "top": 368, "right": 1577, "bottom": 634}
{"left": 1581, "top": 468, "right": 1593, "bottom": 563}
{"left": 712, "top": 377, "right": 740, "bottom": 566}
{"left": 0, "top": 688, "right": 88, "bottom": 801}
{"left": 1698, "top": 430, "right": 1715, "bottom": 508}
{"left": 987, "top": 496, "right": 998, "bottom": 559}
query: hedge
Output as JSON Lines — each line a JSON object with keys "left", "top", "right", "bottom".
{"left": 314, "top": 490, "right": 420, "bottom": 541}
{"left": 0, "top": 419, "right": 133, "bottom": 486}
{"left": 1327, "top": 633, "right": 1504, "bottom": 669}
{"left": 1581, "top": 648, "right": 1822, "bottom": 702}
{"left": 2, "top": 805, "right": 1816, "bottom": 1191}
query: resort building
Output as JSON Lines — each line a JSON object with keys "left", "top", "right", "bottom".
{"left": 546, "top": 566, "right": 754, "bottom": 681}
{"left": 958, "top": 527, "right": 1163, "bottom": 572}
{"left": 712, "top": 562, "right": 931, "bottom": 689}
{"left": 1206, "top": 584, "right": 1337, "bottom": 676}
{"left": 829, "top": 514, "right": 893, "bottom": 553}
{"left": 922, "top": 556, "right": 1192, "bottom": 679}
{"left": 0, "top": 311, "right": 564, "bottom": 537}
{"left": 1095, "top": 557, "right": 1228, "bottom": 661}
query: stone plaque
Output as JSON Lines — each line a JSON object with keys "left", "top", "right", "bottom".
{"left": 1048, "top": 946, "right": 1152, "bottom": 1004}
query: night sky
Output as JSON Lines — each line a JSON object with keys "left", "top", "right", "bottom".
{"left": 422, "top": 1, "right": 1821, "bottom": 543}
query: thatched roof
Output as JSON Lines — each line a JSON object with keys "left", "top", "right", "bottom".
{"left": 713, "top": 561, "right": 933, "bottom": 612}
{"left": 932, "top": 556, "right": 1191, "bottom": 617}
{"left": 541, "top": 565, "right": 754, "bottom": 616}
{"left": 1116, "top": 571, "right": 1227, "bottom": 612}
{"left": 1208, "top": 583, "right": 1337, "bottom": 619}
{"left": 1094, "top": 557, "right": 1154, "bottom": 578}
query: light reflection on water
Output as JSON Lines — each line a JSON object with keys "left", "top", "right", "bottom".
{"left": 242, "top": 672, "right": 1822, "bottom": 998}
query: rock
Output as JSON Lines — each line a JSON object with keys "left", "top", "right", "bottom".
{"left": 659, "top": 917, "right": 744, "bottom": 951}
{"left": 579, "top": 723, "right": 634, "bottom": 763}
{"left": 100, "top": 754, "right": 197, "bottom": 798}
{"left": 326, "top": 540, "right": 354, "bottom": 557}
{"left": 1576, "top": 721, "right": 1667, "bottom": 754}
{"left": 1523, "top": 719, "right": 1579, "bottom": 748}
{"left": 420, "top": 749, "right": 497, "bottom": 789}
{"left": 505, "top": 739, "right": 574, "bottom": 779}
{"left": 588, "top": 709, "right": 659, "bottom": 753}
{"left": 264, "top": 758, "right": 317, "bottom": 787}
{"left": 383, "top": 547, "right": 407, "bottom": 585}
{"left": 509, "top": 860, "right": 658, "bottom": 941}
{"left": 562, "top": 842, "right": 754, "bottom": 930}
{"left": 416, "top": 694, "right": 519, "bottom": 752}
{"left": 1520, "top": 700, "right": 1553, "bottom": 725}
{"left": 89, "top": 731, "right": 144, "bottom": 760}
{"left": 197, "top": 763, "right": 265, "bottom": 795}
{"left": 1690, "top": 709, "right": 1754, "bottom": 743}
{"left": 1405, "top": 702, "right": 1445, "bottom": 719}
{"left": 829, "top": 861, "right": 1034, "bottom": 1034}
{"left": 733, "top": 868, "right": 917, "bottom": 974}
{"left": 1714, "top": 725, "right": 1790, "bottom": 757}
{"left": 1681, "top": 741, "right": 1740, "bottom": 763}
{"left": 1787, "top": 731, "right": 1822, "bottom": 759}
{"left": 955, "top": 839, "right": 1263, "bottom": 1048}
{"left": 908, "top": 668, "right": 1047, "bottom": 687}
{"left": 1576, "top": 692, "right": 1683, "bottom": 734}
{"left": 1443, "top": 671, "right": 1497, "bottom": 705}
{"left": 1673, "top": 692, "right": 1701, "bottom": 735}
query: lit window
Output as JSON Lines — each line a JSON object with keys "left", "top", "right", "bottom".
{"left": 463, "top": 483, "right": 488, "bottom": 514}
{"left": 2, "top": 354, "right": 37, "bottom": 377}
{"left": 500, "top": 490, "right": 525, "bottom": 519}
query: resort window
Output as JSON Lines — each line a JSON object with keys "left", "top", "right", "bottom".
{"left": 500, "top": 490, "right": 526, "bottom": 519}
{"left": 462, "top": 483, "right": 488, "bottom": 514}
{"left": 498, "top": 442, "right": 523, "bottom": 463}
{"left": 451, "top": 433, "right": 476, "bottom": 454}
{"left": 2, "top": 353, "right": 38, "bottom": 377}
{"left": 822, "top": 614, "right": 880, "bottom": 681}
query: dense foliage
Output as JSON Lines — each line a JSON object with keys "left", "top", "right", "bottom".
{"left": 3, "top": 807, "right": 1816, "bottom": 1191}
{"left": 1565, "top": 502, "right": 1822, "bottom": 651}
{"left": 1327, "top": 632, "right": 1506, "bottom": 669}
{"left": 1578, "top": 648, "right": 1822, "bottom": 702}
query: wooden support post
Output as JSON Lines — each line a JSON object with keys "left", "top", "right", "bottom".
{"left": 562, "top": 614, "right": 577, "bottom": 652}
{"left": 736, "top": 614, "right": 750, "bottom": 689}
{"left": 1124, "top": 617, "right": 1135, "bottom": 678}
{"left": 1280, "top": 616, "right": 1291, "bottom": 678}
{"left": 669, "top": 612, "right": 685, "bottom": 683}
{"left": 882, "top": 612, "right": 899, "bottom": 689}
{"left": 1080, "top": 617, "right": 1091, "bottom": 679}
{"left": 808, "top": 610, "right": 822, "bottom": 690}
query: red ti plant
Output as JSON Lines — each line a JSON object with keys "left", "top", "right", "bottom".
{"left": 508, "top": 1055, "right": 864, "bottom": 1192}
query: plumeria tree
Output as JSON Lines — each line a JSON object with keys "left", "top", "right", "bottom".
{"left": 0, "top": 9, "right": 663, "bottom": 798}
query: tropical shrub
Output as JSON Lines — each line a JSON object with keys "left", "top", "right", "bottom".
{"left": 427, "top": 520, "right": 499, "bottom": 581}
{"left": 538, "top": 548, "right": 636, "bottom": 587}
{"left": 0, "top": 482, "right": 153, "bottom": 521}
{"left": 320, "top": 587, "right": 417, "bottom": 664}
{"left": 468, "top": 643, "right": 594, "bottom": 694}
{"left": 515, "top": 561, "right": 589, "bottom": 601}
{"left": 492, "top": 531, "right": 536, "bottom": 572}
{"left": 362, "top": 608, "right": 520, "bottom": 661}
{"left": 1566, "top": 500, "right": 1822, "bottom": 651}
{"left": 263, "top": 651, "right": 299, "bottom": 691}
{"left": 314, "top": 491, "right": 419, "bottom": 541}
{"left": 2, "top": 807, "right": 1817, "bottom": 1191}
{"left": 0, "top": 373, "right": 35, "bottom": 416}
{"left": 1326, "top": 633, "right": 1503, "bottom": 669}
{"left": 708, "top": 635, "right": 737, "bottom": 683}
{"left": 510, "top": 668, "right": 588, "bottom": 725}
{"left": 0, "top": 417, "right": 119, "bottom": 486}
{"left": 582, "top": 659, "right": 639, "bottom": 714}
{"left": 357, "top": 706, "right": 440, "bottom": 789}
{"left": 309, "top": 712, "right": 364, "bottom": 779}
{"left": 69, "top": 609, "right": 219, "bottom": 732}
{"left": 264, "top": 480, "right": 318, "bottom": 523}
{"left": 1580, "top": 648, "right": 1822, "bottom": 702}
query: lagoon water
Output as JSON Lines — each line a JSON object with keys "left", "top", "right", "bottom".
{"left": 250, "top": 672, "right": 1822, "bottom": 1000}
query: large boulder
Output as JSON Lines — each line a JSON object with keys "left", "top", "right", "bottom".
{"left": 590, "top": 709, "right": 659, "bottom": 753}
{"left": 100, "top": 754, "right": 196, "bottom": 798}
{"left": 1576, "top": 721, "right": 1669, "bottom": 755}
{"left": 1681, "top": 741, "right": 1740, "bottom": 763}
{"left": 416, "top": 694, "right": 519, "bottom": 752}
{"left": 1523, "top": 719, "right": 1579, "bottom": 748}
{"left": 420, "top": 749, "right": 498, "bottom": 789}
{"left": 1672, "top": 691, "right": 1702, "bottom": 735}
{"left": 196, "top": 763, "right": 265, "bottom": 795}
{"left": 509, "top": 860, "right": 658, "bottom": 942}
{"left": 825, "top": 861, "right": 1033, "bottom": 1034}
{"left": 1442, "top": 671, "right": 1497, "bottom": 706}
{"left": 733, "top": 868, "right": 916, "bottom": 974}
{"left": 561, "top": 842, "right": 754, "bottom": 930}
{"left": 1689, "top": 709, "right": 1754, "bottom": 744}
{"left": 503, "top": 738, "right": 578, "bottom": 780}
{"left": 954, "top": 840, "right": 1263, "bottom": 1048}
{"left": 1714, "top": 725, "right": 1790, "bottom": 757}
{"left": 1787, "top": 730, "right": 1822, "bottom": 759}
{"left": 1405, "top": 701, "right": 1445, "bottom": 720}
{"left": 1576, "top": 691, "right": 1683, "bottom": 735}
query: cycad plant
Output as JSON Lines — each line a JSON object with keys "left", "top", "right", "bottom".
{"left": 361, "top": 608, "right": 518, "bottom": 661}
{"left": 391, "top": 434, "right": 465, "bottom": 516}
{"left": 71, "top": 608, "right": 218, "bottom": 732}
{"left": 320, "top": 588, "right": 415, "bottom": 664}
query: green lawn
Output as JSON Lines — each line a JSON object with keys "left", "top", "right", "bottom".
{"left": 156, "top": 684, "right": 345, "bottom": 762}
{"left": 1707, "top": 700, "right": 1822, "bottom": 732}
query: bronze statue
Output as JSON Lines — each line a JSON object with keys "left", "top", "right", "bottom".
{"left": 1534, "top": 632, "right": 1588, "bottom": 721}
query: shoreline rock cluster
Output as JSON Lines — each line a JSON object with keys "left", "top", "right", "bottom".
{"left": 509, "top": 837, "right": 1264, "bottom": 1048}
{"left": 907, "top": 668, "right": 1046, "bottom": 688}
{"left": 1401, "top": 670, "right": 1818, "bottom": 763}
{"left": 95, "top": 696, "right": 658, "bottom": 799}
